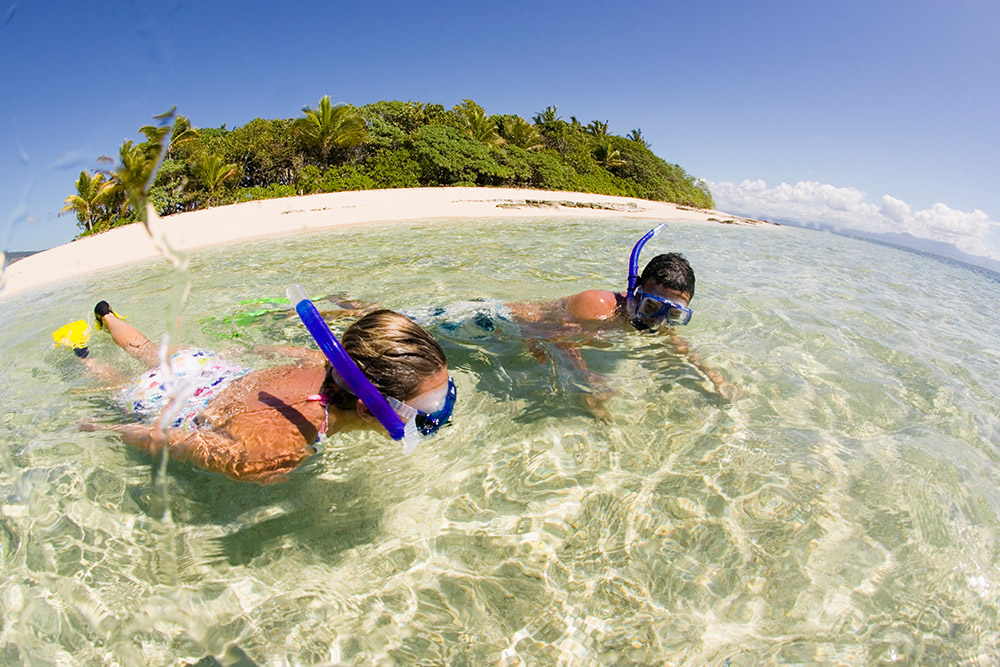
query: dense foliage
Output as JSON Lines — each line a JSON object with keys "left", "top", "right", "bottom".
{"left": 61, "top": 98, "right": 715, "bottom": 237}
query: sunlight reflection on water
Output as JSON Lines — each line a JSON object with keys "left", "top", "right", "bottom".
{"left": 1, "top": 218, "right": 999, "bottom": 663}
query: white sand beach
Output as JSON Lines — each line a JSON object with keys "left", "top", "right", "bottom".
{"left": 1, "top": 187, "right": 763, "bottom": 298}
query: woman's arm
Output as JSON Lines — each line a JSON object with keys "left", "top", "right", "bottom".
{"left": 80, "top": 422, "right": 298, "bottom": 484}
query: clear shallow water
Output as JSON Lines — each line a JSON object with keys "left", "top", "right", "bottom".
{"left": 1, "top": 218, "right": 999, "bottom": 664}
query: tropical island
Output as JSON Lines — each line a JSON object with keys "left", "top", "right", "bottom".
{"left": 60, "top": 98, "right": 715, "bottom": 236}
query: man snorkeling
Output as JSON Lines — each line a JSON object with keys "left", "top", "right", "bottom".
{"left": 507, "top": 224, "right": 740, "bottom": 417}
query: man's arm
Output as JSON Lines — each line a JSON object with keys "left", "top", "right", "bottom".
{"left": 669, "top": 333, "right": 742, "bottom": 401}
{"left": 507, "top": 294, "right": 618, "bottom": 421}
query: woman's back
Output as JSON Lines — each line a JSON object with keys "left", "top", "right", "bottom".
{"left": 182, "top": 363, "right": 327, "bottom": 483}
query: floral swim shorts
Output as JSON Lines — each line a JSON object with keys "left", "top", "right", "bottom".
{"left": 119, "top": 349, "right": 251, "bottom": 429}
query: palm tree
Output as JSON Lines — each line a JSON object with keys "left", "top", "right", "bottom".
{"left": 594, "top": 141, "right": 626, "bottom": 170}
{"left": 499, "top": 116, "right": 544, "bottom": 151}
{"left": 296, "top": 96, "right": 367, "bottom": 168}
{"left": 532, "top": 106, "right": 566, "bottom": 145}
{"left": 113, "top": 139, "right": 160, "bottom": 221}
{"left": 627, "top": 128, "right": 649, "bottom": 148}
{"left": 81, "top": 110, "right": 199, "bottom": 229}
{"left": 453, "top": 99, "right": 502, "bottom": 146}
{"left": 91, "top": 155, "right": 128, "bottom": 226}
{"left": 532, "top": 105, "right": 561, "bottom": 126}
{"left": 139, "top": 114, "right": 200, "bottom": 158}
{"left": 586, "top": 120, "right": 609, "bottom": 137}
{"left": 60, "top": 171, "right": 114, "bottom": 232}
{"left": 193, "top": 154, "right": 238, "bottom": 206}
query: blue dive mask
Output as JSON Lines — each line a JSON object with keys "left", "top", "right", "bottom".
{"left": 287, "top": 284, "right": 455, "bottom": 452}
{"left": 633, "top": 291, "right": 692, "bottom": 326}
{"left": 408, "top": 377, "right": 458, "bottom": 436}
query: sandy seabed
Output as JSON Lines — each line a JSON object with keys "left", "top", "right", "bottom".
{"left": 1, "top": 187, "right": 763, "bottom": 298}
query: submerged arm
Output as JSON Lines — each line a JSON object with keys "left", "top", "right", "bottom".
{"left": 552, "top": 341, "right": 614, "bottom": 421}
{"left": 81, "top": 422, "right": 295, "bottom": 484}
{"left": 508, "top": 295, "right": 618, "bottom": 421}
{"left": 522, "top": 334, "right": 615, "bottom": 422}
{"left": 669, "top": 333, "right": 742, "bottom": 401}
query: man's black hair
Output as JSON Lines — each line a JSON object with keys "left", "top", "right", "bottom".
{"left": 639, "top": 253, "right": 695, "bottom": 298}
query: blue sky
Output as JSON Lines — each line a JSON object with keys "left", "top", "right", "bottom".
{"left": 2, "top": 0, "right": 999, "bottom": 264}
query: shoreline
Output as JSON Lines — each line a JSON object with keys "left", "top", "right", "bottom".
{"left": 1, "top": 187, "right": 767, "bottom": 298}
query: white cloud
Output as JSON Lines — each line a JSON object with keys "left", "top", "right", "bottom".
{"left": 879, "top": 195, "right": 910, "bottom": 223}
{"left": 709, "top": 179, "right": 1000, "bottom": 261}
{"left": 911, "top": 203, "right": 994, "bottom": 256}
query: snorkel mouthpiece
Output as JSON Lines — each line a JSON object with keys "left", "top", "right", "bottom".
{"left": 287, "top": 284, "right": 421, "bottom": 452}
{"left": 630, "top": 317, "right": 653, "bottom": 331}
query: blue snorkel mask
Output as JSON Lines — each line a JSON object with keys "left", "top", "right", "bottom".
{"left": 625, "top": 224, "right": 692, "bottom": 331}
{"left": 287, "top": 284, "right": 456, "bottom": 453}
{"left": 632, "top": 291, "right": 692, "bottom": 327}
{"left": 407, "top": 378, "right": 457, "bottom": 436}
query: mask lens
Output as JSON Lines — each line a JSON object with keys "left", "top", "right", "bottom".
{"left": 411, "top": 378, "right": 457, "bottom": 436}
{"left": 407, "top": 382, "right": 449, "bottom": 413}
{"left": 635, "top": 292, "right": 691, "bottom": 325}
{"left": 671, "top": 306, "right": 692, "bottom": 325}
{"left": 637, "top": 296, "right": 663, "bottom": 318}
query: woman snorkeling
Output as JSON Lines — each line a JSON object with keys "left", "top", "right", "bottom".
{"left": 76, "top": 297, "right": 455, "bottom": 484}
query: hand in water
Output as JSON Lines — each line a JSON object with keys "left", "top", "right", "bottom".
{"left": 78, "top": 419, "right": 99, "bottom": 432}
{"left": 580, "top": 369, "right": 616, "bottom": 422}
{"left": 713, "top": 379, "right": 743, "bottom": 401}
{"left": 719, "top": 382, "right": 743, "bottom": 401}
{"left": 584, "top": 393, "right": 614, "bottom": 422}
{"left": 703, "top": 368, "right": 743, "bottom": 401}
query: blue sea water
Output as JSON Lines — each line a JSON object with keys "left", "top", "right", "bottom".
{"left": 0, "top": 217, "right": 998, "bottom": 664}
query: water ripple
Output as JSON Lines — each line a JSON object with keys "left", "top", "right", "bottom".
{"left": 1, "top": 220, "right": 999, "bottom": 662}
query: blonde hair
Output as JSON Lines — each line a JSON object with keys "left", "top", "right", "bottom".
{"left": 323, "top": 310, "right": 446, "bottom": 408}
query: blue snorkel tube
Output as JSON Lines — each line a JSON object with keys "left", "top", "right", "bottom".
{"left": 287, "top": 284, "right": 422, "bottom": 453}
{"left": 626, "top": 223, "right": 667, "bottom": 324}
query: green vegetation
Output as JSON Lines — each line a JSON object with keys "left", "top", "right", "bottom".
{"left": 62, "top": 98, "right": 715, "bottom": 237}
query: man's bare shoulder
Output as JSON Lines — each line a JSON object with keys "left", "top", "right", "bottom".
{"left": 566, "top": 290, "right": 621, "bottom": 321}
